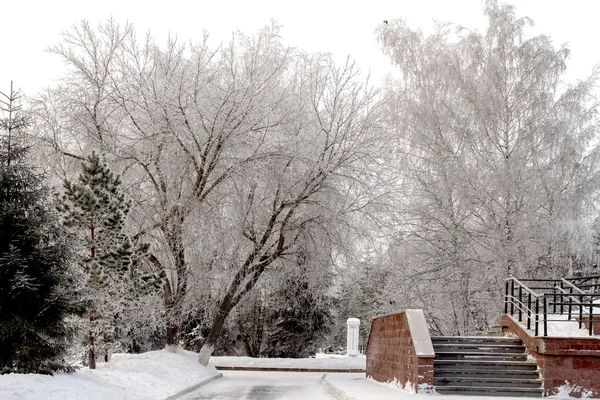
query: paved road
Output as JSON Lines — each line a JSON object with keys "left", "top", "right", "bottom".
{"left": 181, "top": 371, "right": 334, "bottom": 400}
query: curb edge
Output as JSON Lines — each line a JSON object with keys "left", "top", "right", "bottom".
{"left": 319, "top": 374, "right": 357, "bottom": 400}
{"left": 165, "top": 372, "right": 223, "bottom": 400}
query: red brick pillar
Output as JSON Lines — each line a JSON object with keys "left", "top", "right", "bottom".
{"left": 366, "top": 310, "right": 434, "bottom": 392}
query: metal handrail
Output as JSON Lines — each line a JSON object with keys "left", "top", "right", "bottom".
{"left": 560, "top": 278, "right": 585, "bottom": 294}
{"left": 505, "top": 276, "right": 598, "bottom": 337}
{"left": 565, "top": 274, "right": 600, "bottom": 281}
{"left": 507, "top": 277, "right": 542, "bottom": 297}
{"left": 554, "top": 286, "right": 580, "bottom": 303}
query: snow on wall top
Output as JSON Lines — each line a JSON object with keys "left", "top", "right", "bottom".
{"left": 405, "top": 309, "right": 435, "bottom": 357}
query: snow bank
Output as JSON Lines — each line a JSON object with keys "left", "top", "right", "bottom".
{"left": 553, "top": 382, "right": 596, "bottom": 399}
{"left": 211, "top": 354, "right": 366, "bottom": 369}
{"left": 324, "top": 373, "right": 600, "bottom": 400}
{"left": 0, "top": 349, "right": 219, "bottom": 400}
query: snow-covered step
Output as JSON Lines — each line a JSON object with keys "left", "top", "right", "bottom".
{"left": 433, "top": 343, "right": 526, "bottom": 353}
{"left": 434, "top": 359, "right": 538, "bottom": 371}
{"left": 475, "top": 325, "right": 504, "bottom": 336}
{"left": 435, "top": 351, "right": 528, "bottom": 361}
{"left": 434, "top": 368, "right": 540, "bottom": 379}
{"left": 432, "top": 336, "right": 522, "bottom": 345}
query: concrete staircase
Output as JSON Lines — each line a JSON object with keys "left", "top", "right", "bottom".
{"left": 432, "top": 336, "right": 543, "bottom": 397}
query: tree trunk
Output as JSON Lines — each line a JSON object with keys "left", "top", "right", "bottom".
{"left": 163, "top": 215, "right": 187, "bottom": 352}
{"left": 164, "top": 279, "right": 179, "bottom": 352}
{"left": 88, "top": 316, "right": 96, "bottom": 369}
{"left": 166, "top": 324, "right": 178, "bottom": 351}
{"left": 198, "top": 299, "right": 233, "bottom": 366}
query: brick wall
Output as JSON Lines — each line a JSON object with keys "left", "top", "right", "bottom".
{"left": 365, "top": 311, "right": 434, "bottom": 392}
{"left": 500, "top": 314, "right": 600, "bottom": 398}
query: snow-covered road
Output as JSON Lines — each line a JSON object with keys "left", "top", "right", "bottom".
{"left": 181, "top": 371, "right": 333, "bottom": 400}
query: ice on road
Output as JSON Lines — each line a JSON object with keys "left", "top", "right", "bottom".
{"left": 181, "top": 371, "right": 333, "bottom": 400}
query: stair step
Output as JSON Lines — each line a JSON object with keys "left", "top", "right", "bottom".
{"left": 433, "top": 344, "right": 526, "bottom": 353}
{"left": 432, "top": 334, "right": 541, "bottom": 396}
{"left": 434, "top": 360, "right": 538, "bottom": 371}
{"left": 432, "top": 336, "right": 522, "bottom": 345}
{"left": 435, "top": 377, "right": 542, "bottom": 389}
{"left": 436, "top": 386, "right": 543, "bottom": 397}
{"left": 476, "top": 331, "right": 505, "bottom": 337}
{"left": 435, "top": 352, "right": 528, "bottom": 361}
{"left": 476, "top": 326, "right": 504, "bottom": 336}
{"left": 434, "top": 368, "right": 540, "bottom": 379}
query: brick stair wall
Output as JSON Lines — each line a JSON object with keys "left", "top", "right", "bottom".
{"left": 365, "top": 310, "right": 434, "bottom": 392}
{"left": 500, "top": 314, "right": 600, "bottom": 398}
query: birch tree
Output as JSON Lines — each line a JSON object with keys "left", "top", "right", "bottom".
{"left": 378, "top": 0, "right": 600, "bottom": 333}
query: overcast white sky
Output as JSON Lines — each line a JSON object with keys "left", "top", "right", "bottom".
{"left": 2, "top": 0, "right": 600, "bottom": 96}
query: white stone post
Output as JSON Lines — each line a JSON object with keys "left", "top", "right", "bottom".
{"left": 346, "top": 318, "right": 360, "bottom": 357}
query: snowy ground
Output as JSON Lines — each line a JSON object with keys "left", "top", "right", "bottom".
{"left": 179, "top": 370, "right": 332, "bottom": 399}
{"left": 1, "top": 351, "right": 597, "bottom": 399}
{"left": 210, "top": 352, "right": 366, "bottom": 369}
{"left": 0, "top": 349, "right": 219, "bottom": 400}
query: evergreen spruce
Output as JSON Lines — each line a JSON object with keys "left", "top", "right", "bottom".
{"left": 57, "top": 152, "right": 163, "bottom": 369}
{"left": 0, "top": 83, "right": 85, "bottom": 374}
{"left": 263, "top": 253, "right": 332, "bottom": 358}
{"left": 263, "top": 275, "right": 332, "bottom": 358}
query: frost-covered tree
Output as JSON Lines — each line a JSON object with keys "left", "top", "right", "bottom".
{"left": 32, "top": 19, "right": 386, "bottom": 364}
{"left": 34, "top": 21, "right": 302, "bottom": 350}
{"left": 0, "top": 83, "right": 85, "bottom": 374}
{"left": 193, "top": 52, "right": 382, "bottom": 365}
{"left": 226, "top": 250, "right": 333, "bottom": 358}
{"left": 57, "top": 151, "right": 163, "bottom": 368}
{"left": 377, "top": 0, "right": 600, "bottom": 334}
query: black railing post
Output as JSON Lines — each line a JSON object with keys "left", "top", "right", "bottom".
{"left": 543, "top": 295, "right": 548, "bottom": 337}
{"left": 505, "top": 281, "right": 509, "bottom": 314}
{"left": 527, "top": 292, "right": 532, "bottom": 330}
{"left": 553, "top": 287, "right": 557, "bottom": 314}
{"left": 560, "top": 281, "right": 565, "bottom": 314}
{"left": 590, "top": 304, "right": 594, "bottom": 336}
{"left": 568, "top": 287, "right": 573, "bottom": 320}
{"left": 535, "top": 297, "right": 539, "bottom": 336}
{"left": 511, "top": 280, "right": 515, "bottom": 315}
{"left": 519, "top": 285, "right": 523, "bottom": 322}
{"left": 578, "top": 294, "right": 583, "bottom": 329}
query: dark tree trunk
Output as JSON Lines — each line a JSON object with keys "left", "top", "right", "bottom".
{"left": 197, "top": 205, "right": 291, "bottom": 365}
{"left": 198, "top": 296, "right": 234, "bottom": 365}
{"left": 88, "top": 316, "right": 96, "bottom": 369}
{"left": 164, "top": 279, "right": 180, "bottom": 349}
{"left": 163, "top": 215, "right": 187, "bottom": 350}
{"left": 239, "top": 297, "right": 266, "bottom": 357}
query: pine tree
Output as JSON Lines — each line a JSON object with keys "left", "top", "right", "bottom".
{"left": 0, "top": 83, "right": 86, "bottom": 374}
{"left": 57, "top": 152, "right": 163, "bottom": 369}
